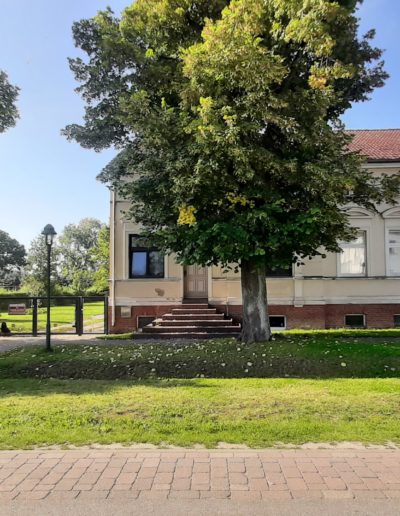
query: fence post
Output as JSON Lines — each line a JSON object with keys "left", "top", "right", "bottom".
{"left": 32, "top": 298, "right": 38, "bottom": 336}
{"left": 104, "top": 296, "right": 109, "bottom": 335}
{"left": 78, "top": 297, "right": 84, "bottom": 336}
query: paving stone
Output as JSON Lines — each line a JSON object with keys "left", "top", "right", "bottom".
{"left": 230, "top": 490, "right": 261, "bottom": 501}
{"left": 323, "top": 490, "right": 355, "bottom": 499}
{"left": 291, "top": 490, "right": 323, "bottom": 499}
{"left": 139, "top": 490, "right": 169, "bottom": 499}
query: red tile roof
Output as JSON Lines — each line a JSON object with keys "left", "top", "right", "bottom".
{"left": 347, "top": 129, "right": 400, "bottom": 162}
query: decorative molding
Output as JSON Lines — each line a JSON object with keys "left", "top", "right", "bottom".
{"left": 382, "top": 207, "right": 400, "bottom": 219}
{"left": 344, "top": 207, "right": 374, "bottom": 219}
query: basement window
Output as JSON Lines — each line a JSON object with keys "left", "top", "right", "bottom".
{"left": 394, "top": 315, "right": 400, "bottom": 328}
{"left": 269, "top": 316, "right": 286, "bottom": 329}
{"left": 345, "top": 314, "right": 365, "bottom": 328}
{"left": 137, "top": 316, "right": 156, "bottom": 329}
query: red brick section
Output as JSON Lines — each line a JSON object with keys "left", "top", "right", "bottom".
{"left": 1, "top": 449, "right": 400, "bottom": 502}
{"left": 110, "top": 303, "right": 400, "bottom": 333}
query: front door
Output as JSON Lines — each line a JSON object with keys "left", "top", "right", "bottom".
{"left": 184, "top": 265, "right": 208, "bottom": 299}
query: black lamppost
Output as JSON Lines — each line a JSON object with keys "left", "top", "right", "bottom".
{"left": 41, "top": 224, "right": 57, "bottom": 352}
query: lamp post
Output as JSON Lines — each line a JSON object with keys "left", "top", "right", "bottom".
{"left": 41, "top": 224, "right": 57, "bottom": 352}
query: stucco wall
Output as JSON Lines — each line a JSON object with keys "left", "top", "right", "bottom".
{"left": 110, "top": 164, "right": 400, "bottom": 310}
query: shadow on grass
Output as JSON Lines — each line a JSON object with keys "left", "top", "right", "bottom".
{"left": 0, "top": 335, "right": 399, "bottom": 396}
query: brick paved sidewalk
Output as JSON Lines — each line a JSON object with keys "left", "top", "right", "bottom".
{"left": 1, "top": 448, "right": 400, "bottom": 503}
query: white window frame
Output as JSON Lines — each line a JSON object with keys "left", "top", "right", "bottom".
{"left": 385, "top": 227, "right": 400, "bottom": 277}
{"left": 337, "top": 230, "right": 367, "bottom": 277}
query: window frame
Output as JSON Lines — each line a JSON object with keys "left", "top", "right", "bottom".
{"left": 344, "top": 314, "right": 366, "bottom": 328}
{"left": 266, "top": 265, "right": 293, "bottom": 278}
{"left": 128, "top": 235, "right": 165, "bottom": 279}
{"left": 337, "top": 230, "right": 367, "bottom": 277}
{"left": 269, "top": 315, "right": 287, "bottom": 330}
{"left": 386, "top": 228, "right": 400, "bottom": 277}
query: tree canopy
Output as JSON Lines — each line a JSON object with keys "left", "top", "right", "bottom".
{"left": 58, "top": 218, "right": 105, "bottom": 294}
{"left": 22, "top": 219, "right": 108, "bottom": 296}
{"left": 64, "top": 0, "right": 399, "bottom": 342}
{"left": 0, "top": 230, "right": 26, "bottom": 288}
{"left": 0, "top": 70, "right": 19, "bottom": 133}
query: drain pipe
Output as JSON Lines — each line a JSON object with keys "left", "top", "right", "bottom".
{"left": 110, "top": 188, "right": 116, "bottom": 328}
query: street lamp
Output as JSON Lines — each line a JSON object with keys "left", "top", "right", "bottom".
{"left": 41, "top": 224, "right": 57, "bottom": 352}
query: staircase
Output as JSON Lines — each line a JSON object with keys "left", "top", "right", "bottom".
{"left": 135, "top": 303, "right": 241, "bottom": 339}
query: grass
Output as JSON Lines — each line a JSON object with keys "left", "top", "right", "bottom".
{"left": 0, "top": 301, "right": 104, "bottom": 333}
{"left": 0, "top": 332, "right": 399, "bottom": 449}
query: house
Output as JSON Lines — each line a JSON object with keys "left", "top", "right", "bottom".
{"left": 108, "top": 129, "right": 400, "bottom": 334}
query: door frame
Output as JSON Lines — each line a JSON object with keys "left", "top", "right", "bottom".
{"left": 182, "top": 265, "right": 210, "bottom": 300}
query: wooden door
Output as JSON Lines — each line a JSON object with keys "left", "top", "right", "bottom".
{"left": 184, "top": 265, "right": 208, "bottom": 299}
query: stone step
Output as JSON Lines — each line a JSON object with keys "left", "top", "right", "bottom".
{"left": 171, "top": 308, "right": 217, "bottom": 315}
{"left": 162, "top": 313, "right": 225, "bottom": 321}
{"left": 142, "top": 325, "right": 241, "bottom": 334}
{"left": 155, "top": 319, "right": 235, "bottom": 327}
{"left": 177, "top": 304, "right": 209, "bottom": 309}
{"left": 134, "top": 332, "right": 240, "bottom": 340}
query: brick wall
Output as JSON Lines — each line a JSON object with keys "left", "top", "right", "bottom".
{"left": 109, "top": 303, "right": 400, "bottom": 333}
{"left": 109, "top": 305, "right": 181, "bottom": 333}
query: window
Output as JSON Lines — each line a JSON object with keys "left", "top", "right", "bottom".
{"left": 345, "top": 314, "right": 365, "bottom": 328}
{"left": 266, "top": 266, "right": 292, "bottom": 277}
{"left": 338, "top": 231, "right": 366, "bottom": 276}
{"left": 129, "top": 235, "right": 164, "bottom": 279}
{"left": 270, "top": 316, "right": 286, "bottom": 329}
{"left": 394, "top": 315, "right": 400, "bottom": 328}
{"left": 387, "top": 230, "right": 400, "bottom": 276}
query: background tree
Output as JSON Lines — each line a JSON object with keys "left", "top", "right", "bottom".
{"left": 0, "top": 70, "right": 19, "bottom": 133}
{"left": 58, "top": 218, "right": 105, "bottom": 294}
{"left": 89, "top": 224, "right": 110, "bottom": 294}
{"left": 23, "top": 234, "right": 59, "bottom": 297}
{"left": 0, "top": 230, "right": 26, "bottom": 289}
{"left": 64, "top": 0, "right": 400, "bottom": 342}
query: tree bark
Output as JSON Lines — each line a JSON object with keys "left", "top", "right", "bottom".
{"left": 240, "top": 259, "right": 271, "bottom": 343}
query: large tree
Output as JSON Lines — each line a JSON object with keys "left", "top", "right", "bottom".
{"left": 0, "top": 70, "right": 19, "bottom": 133}
{"left": 64, "top": 0, "right": 400, "bottom": 342}
{"left": 0, "top": 230, "right": 26, "bottom": 289}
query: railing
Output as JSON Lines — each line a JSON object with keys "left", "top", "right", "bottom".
{"left": 0, "top": 296, "right": 108, "bottom": 335}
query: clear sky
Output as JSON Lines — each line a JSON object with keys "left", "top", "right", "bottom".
{"left": 0, "top": 0, "right": 399, "bottom": 250}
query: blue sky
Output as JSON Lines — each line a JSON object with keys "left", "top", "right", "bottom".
{"left": 0, "top": 0, "right": 399, "bottom": 249}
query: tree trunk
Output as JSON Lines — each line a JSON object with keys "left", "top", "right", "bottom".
{"left": 240, "top": 259, "right": 271, "bottom": 343}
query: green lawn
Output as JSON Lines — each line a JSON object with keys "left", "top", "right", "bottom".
{"left": 0, "top": 333, "right": 399, "bottom": 449}
{"left": 0, "top": 301, "right": 104, "bottom": 333}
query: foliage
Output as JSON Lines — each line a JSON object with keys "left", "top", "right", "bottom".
{"left": 0, "top": 230, "right": 26, "bottom": 289}
{"left": 0, "top": 70, "right": 19, "bottom": 133}
{"left": 21, "top": 219, "right": 108, "bottom": 296}
{"left": 64, "top": 1, "right": 399, "bottom": 341}
{"left": 58, "top": 218, "right": 104, "bottom": 294}
{"left": 88, "top": 224, "right": 110, "bottom": 294}
{"left": 22, "top": 234, "right": 60, "bottom": 296}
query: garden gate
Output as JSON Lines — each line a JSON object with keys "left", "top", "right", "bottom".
{"left": 0, "top": 296, "right": 108, "bottom": 336}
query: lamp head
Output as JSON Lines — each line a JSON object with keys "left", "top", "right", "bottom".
{"left": 41, "top": 224, "right": 57, "bottom": 246}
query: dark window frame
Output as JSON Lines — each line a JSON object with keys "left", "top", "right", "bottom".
{"left": 266, "top": 266, "right": 293, "bottom": 278}
{"left": 129, "top": 235, "right": 165, "bottom": 279}
{"left": 344, "top": 314, "right": 366, "bottom": 328}
{"left": 269, "top": 315, "right": 287, "bottom": 329}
